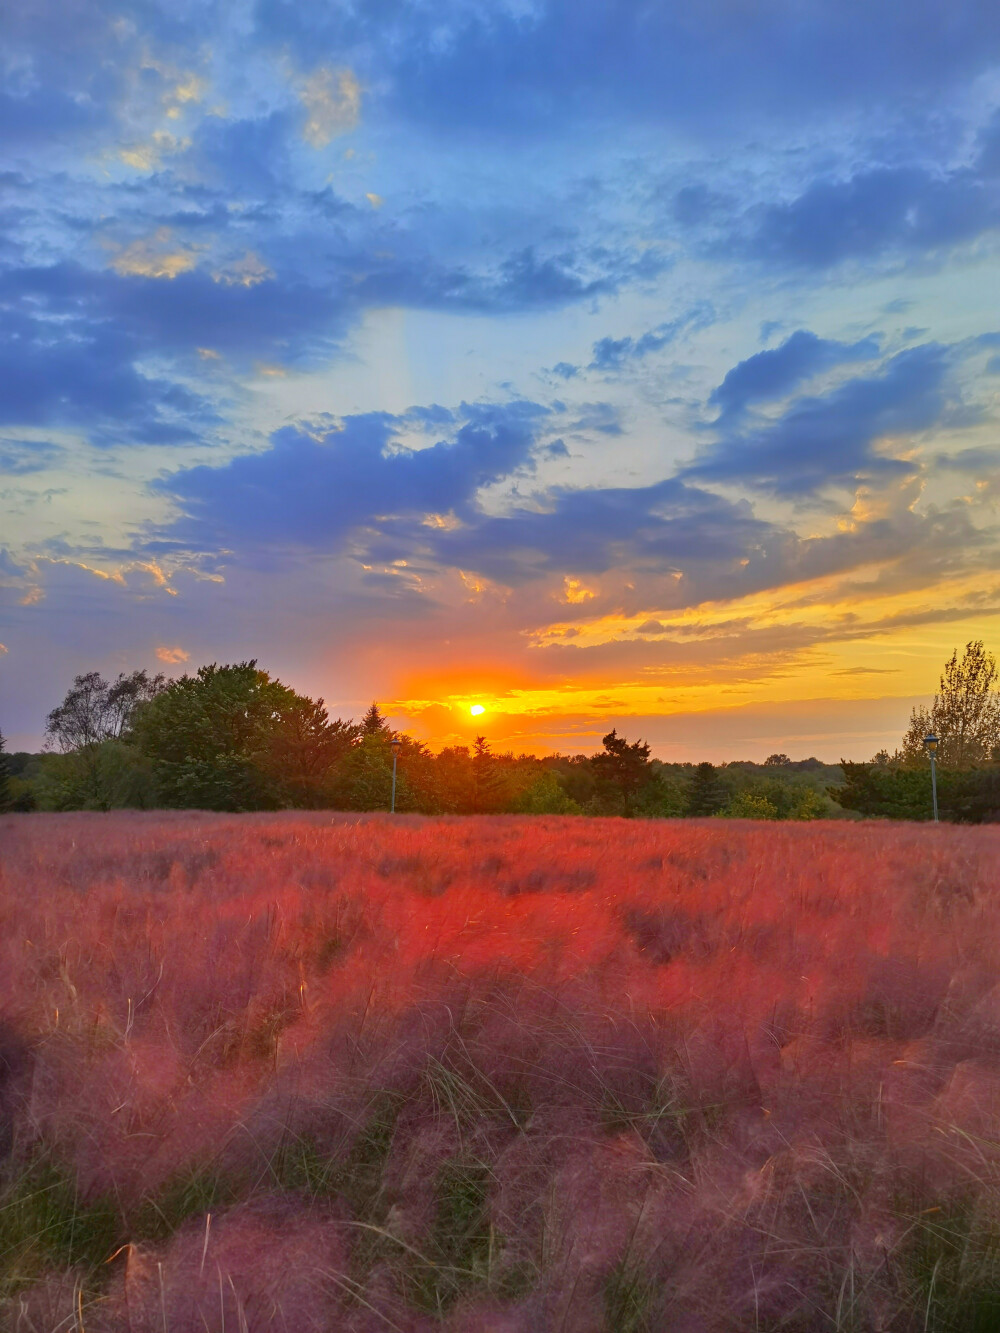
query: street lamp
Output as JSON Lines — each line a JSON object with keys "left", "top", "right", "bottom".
{"left": 923, "top": 732, "right": 939, "bottom": 823}
{"left": 390, "top": 737, "right": 402, "bottom": 814}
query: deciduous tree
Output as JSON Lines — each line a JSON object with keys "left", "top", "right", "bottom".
{"left": 45, "top": 670, "right": 165, "bottom": 752}
{"left": 900, "top": 641, "right": 1000, "bottom": 769}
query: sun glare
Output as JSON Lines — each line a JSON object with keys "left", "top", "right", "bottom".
{"left": 470, "top": 704, "right": 485, "bottom": 716}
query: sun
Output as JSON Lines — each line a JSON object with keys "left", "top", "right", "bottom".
{"left": 469, "top": 704, "right": 485, "bottom": 716}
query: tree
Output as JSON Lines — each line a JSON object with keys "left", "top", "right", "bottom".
{"left": 42, "top": 670, "right": 165, "bottom": 810}
{"left": 45, "top": 670, "right": 165, "bottom": 752}
{"left": 471, "top": 736, "right": 508, "bottom": 814}
{"left": 721, "top": 790, "right": 779, "bottom": 819}
{"left": 685, "top": 762, "right": 728, "bottom": 816}
{"left": 900, "top": 641, "right": 1000, "bottom": 769}
{"left": 763, "top": 753, "right": 791, "bottom": 767}
{"left": 131, "top": 661, "right": 349, "bottom": 810}
{"left": 510, "top": 770, "right": 580, "bottom": 814}
{"left": 0, "top": 731, "right": 11, "bottom": 813}
{"left": 261, "top": 695, "right": 359, "bottom": 807}
{"left": 332, "top": 730, "right": 432, "bottom": 812}
{"left": 591, "top": 729, "right": 654, "bottom": 814}
{"left": 362, "top": 702, "right": 390, "bottom": 736}
{"left": 34, "top": 741, "right": 158, "bottom": 812}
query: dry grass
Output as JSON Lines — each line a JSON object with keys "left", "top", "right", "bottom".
{"left": 1, "top": 811, "right": 999, "bottom": 1330}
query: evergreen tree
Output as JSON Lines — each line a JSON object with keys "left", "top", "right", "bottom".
{"left": 685, "top": 762, "right": 728, "bottom": 816}
{"left": 471, "top": 735, "right": 507, "bottom": 814}
{"left": 591, "top": 728, "right": 654, "bottom": 814}
{"left": 362, "top": 702, "right": 389, "bottom": 736}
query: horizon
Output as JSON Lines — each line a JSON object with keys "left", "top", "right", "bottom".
{"left": 3, "top": 3, "right": 999, "bottom": 760}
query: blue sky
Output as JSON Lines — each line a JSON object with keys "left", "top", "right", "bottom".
{"left": 3, "top": 0, "right": 1000, "bottom": 758}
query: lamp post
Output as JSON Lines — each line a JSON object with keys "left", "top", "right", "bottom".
{"left": 390, "top": 737, "right": 402, "bottom": 814}
{"left": 923, "top": 732, "right": 939, "bottom": 823}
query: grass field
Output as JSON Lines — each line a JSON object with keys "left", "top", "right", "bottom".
{"left": 2, "top": 812, "right": 1000, "bottom": 1331}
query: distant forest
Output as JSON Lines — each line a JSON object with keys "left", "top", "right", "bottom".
{"left": 2, "top": 641, "right": 998, "bottom": 821}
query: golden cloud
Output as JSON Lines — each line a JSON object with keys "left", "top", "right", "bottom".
{"left": 118, "top": 129, "right": 191, "bottom": 171}
{"left": 562, "top": 577, "right": 597, "bottom": 604}
{"left": 213, "top": 251, "right": 273, "bottom": 287}
{"left": 156, "top": 646, "right": 190, "bottom": 664}
{"left": 299, "top": 67, "right": 361, "bottom": 147}
{"left": 109, "top": 228, "right": 197, "bottom": 279}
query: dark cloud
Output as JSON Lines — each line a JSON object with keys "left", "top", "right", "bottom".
{"left": 741, "top": 163, "right": 1000, "bottom": 268}
{"left": 687, "top": 343, "right": 954, "bottom": 496}
{"left": 158, "top": 400, "right": 550, "bottom": 553}
{"left": 0, "top": 286, "right": 216, "bottom": 445}
{"left": 255, "top": 0, "right": 1000, "bottom": 136}
{"left": 385, "top": 478, "right": 780, "bottom": 588}
{"left": 936, "top": 445, "right": 1000, "bottom": 473}
{"left": 709, "top": 330, "right": 880, "bottom": 420}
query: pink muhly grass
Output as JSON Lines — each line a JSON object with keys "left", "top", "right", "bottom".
{"left": 0, "top": 811, "right": 999, "bottom": 1329}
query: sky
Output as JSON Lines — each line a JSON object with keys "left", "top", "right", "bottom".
{"left": 3, "top": 0, "right": 1000, "bottom": 760}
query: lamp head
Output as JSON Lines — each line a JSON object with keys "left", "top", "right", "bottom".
{"left": 390, "top": 737, "right": 402, "bottom": 749}
{"left": 923, "top": 732, "right": 939, "bottom": 754}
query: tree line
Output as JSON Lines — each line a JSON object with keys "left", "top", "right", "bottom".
{"left": 1, "top": 641, "right": 997, "bottom": 820}
{"left": 1, "top": 660, "right": 840, "bottom": 818}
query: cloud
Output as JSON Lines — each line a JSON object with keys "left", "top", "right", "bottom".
{"left": 117, "top": 130, "right": 192, "bottom": 173}
{"left": 0, "top": 439, "right": 63, "bottom": 474}
{"left": 157, "top": 400, "right": 550, "bottom": 554}
{"left": 108, "top": 228, "right": 199, "bottom": 279}
{"left": 155, "top": 645, "right": 190, "bottom": 663}
{"left": 709, "top": 330, "right": 881, "bottom": 420}
{"left": 686, "top": 343, "right": 955, "bottom": 496}
{"left": 741, "top": 162, "right": 1000, "bottom": 269}
{"left": 936, "top": 445, "right": 1000, "bottom": 473}
{"left": 256, "top": 0, "right": 1000, "bottom": 136}
{"left": 298, "top": 67, "right": 362, "bottom": 147}
{"left": 385, "top": 475, "right": 780, "bottom": 589}
{"left": 589, "top": 303, "right": 715, "bottom": 372}
{"left": 832, "top": 666, "right": 899, "bottom": 675}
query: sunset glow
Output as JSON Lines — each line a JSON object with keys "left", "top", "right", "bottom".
{"left": 3, "top": 3, "right": 1000, "bottom": 760}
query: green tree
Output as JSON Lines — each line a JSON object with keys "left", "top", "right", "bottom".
{"left": 900, "top": 641, "right": 1000, "bottom": 769}
{"left": 34, "top": 740, "right": 158, "bottom": 812}
{"left": 262, "top": 695, "right": 359, "bottom": 807}
{"left": 510, "top": 770, "right": 580, "bottom": 814}
{"left": 0, "top": 731, "right": 11, "bottom": 813}
{"left": 631, "top": 767, "right": 688, "bottom": 818}
{"left": 42, "top": 669, "right": 165, "bottom": 810}
{"left": 720, "top": 790, "right": 779, "bottom": 819}
{"left": 591, "top": 729, "right": 654, "bottom": 814}
{"left": 361, "top": 702, "right": 390, "bottom": 736}
{"left": 685, "top": 762, "right": 728, "bottom": 816}
{"left": 131, "top": 661, "right": 347, "bottom": 810}
{"left": 45, "top": 670, "right": 165, "bottom": 751}
{"left": 470, "top": 736, "right": 508, "bottom": 814}
{"left": 332, "top": 730, "right": 431, "bottom": 812}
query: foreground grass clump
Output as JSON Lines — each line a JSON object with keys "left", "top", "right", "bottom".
{"left": 1, "top": 812, "right": 999, "bottom": 1330}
